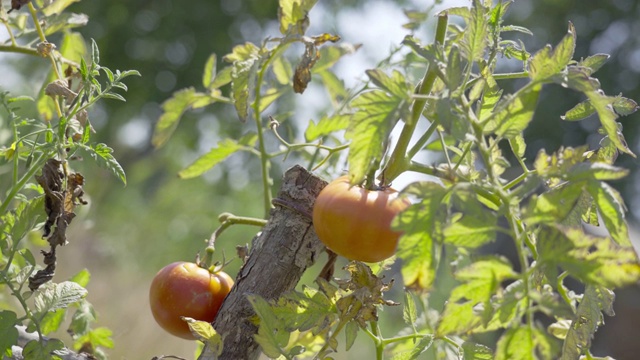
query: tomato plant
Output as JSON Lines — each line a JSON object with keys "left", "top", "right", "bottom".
{"left": 149, "top": 262, "right": 234, "bottom": 340}
{"left": 312, "top": 175, "right": 411, "bottom": 263}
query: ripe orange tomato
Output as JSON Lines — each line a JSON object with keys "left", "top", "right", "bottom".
{"left": 149, "top": 262, "right": 233, "bottom": 340}
{"left": 312, "top": 175, "right": 411, "bottom": 262}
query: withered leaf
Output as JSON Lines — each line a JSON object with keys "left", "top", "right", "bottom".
{"left": 293, "top": 42, "right": 319, "bottom": 94}
{"left": 30, "top": 159, "right": 87, "bottom": 290}
{"left": 8, "top": 0, "right": 30, "bottom": 13}
{"left": 334, "top": 262, "right": 399, "bottom": 327}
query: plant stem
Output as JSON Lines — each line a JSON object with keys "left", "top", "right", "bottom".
{"left": 406, "top": 121, "right": 439, "bottom": 159}
{"left": 0, "top": 152, "right": 49, "bottom": 215}
{"left": 383, "top": 14, "right": 448, "bottom": 183}
{"left": 252, "top": 44, "right": 288, "bottom": 217}
{"left": 0, "top": 44, "right": 40, "bottom": 56}
{"left": 201, "top": 213, "right": 268, "bottom": 268}
{"left": 28, "top": 3, "right": 63, "bottom": 81}
{"left": 370, "top": 321, "right": 384, "bottom": 360}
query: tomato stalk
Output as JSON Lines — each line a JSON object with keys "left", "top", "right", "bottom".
{"left": 382, "top": 14, "right": 448, "bottom": 183}
{"left": 200, "top": 212, "right": 267, "bottom": 269}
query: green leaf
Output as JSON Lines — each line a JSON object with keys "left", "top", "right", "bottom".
{"left": 210, "top": 66, "right": 233, "bottom": 89}
{"left": 461, "top": 0, "right": 488, "bottom": 62}
{"left": 462, "top": 341, "right": 494, "bottom": 360}
{"left": 23, "top": 338, "right": 65, "bottom": 360}
{"left": 561, "top": 99, "right": 596, "bottom": 121}
{"left": 178, "top": 139, "right": 244, "bottom": 179}
{"left": 552, "top": 66, "right": 601, "bottom": 92}
{"left": 566, "top": 162, "right": 628, "bottom": 182}
{"left": 247, "top": 295, "right": 289, "bottom": 358}
{"left": 34, "top": 281, "right": 88, "bottom": 313}
{"left": 344, "top": 320, "right": 358, "bottom": 351}
{"left": 437, "top": 301, "right": 482, "bottom": 336}
{"left": 365, "top": 69, "right": 410, "bottom": 99}
{"left": 495, "top": 327, "right": 533, "bottom": 360}
{"left": 68, "top": 301, "right": 96, "bottom": 336}
{"left": 42, "top": 0, "right": 81, "bottom": 16}
{"left": 402, "top": 290, "right": 417, "bottom": 328}
{"left": 39, "top": 309, "right": 66, "bottom": 335}
{"left": 560, "top": 286, "right": 613, "bottom": 360}
{"left": 318, "top": 70, "right": 348, "bottom": 106}
{"left": 484, "top": 280, "right": 526, "bottom": 330}
{"left": 484, "top": 83, "right": 541, "bottom": 138}
{"left": 78, "top": 143, "right": 127, "bottom": 185}
{"left": 451, "top": 257, "right": 517, "bottom": 304}
{"left": 524, "top": 182, "right": 585, "bottom": 225}
{"left": 390, "top": 336, "right": 434, "bottom": 360}
{"left": 69, "top": 269, "right": 91, "bottom": 288}
{"left": 43, "top": 12, "right": 89, "bottom": 36}
{"left": 443, "top": 212, "right": 498, "bottom": 248}
{"left": 0, "top": 311, "right": 19, "bottom": 357}
{"left": 394, "top": 182, "right": 446, "bottom": 290}
{"left": 9, "top": 196, "right": 45, "bottom": 243}
{"left": 60, "top": 31, "right": 86, "bottom": 64}
{"left": 537, "top": 225, "right": 640, "bottom": 288}
{"left": 272, "top": 55, "right": 293, "bottom": 85}
{"left": 153, "top": 88, "right": 217, "bottom": 148}
{"left": 101, "top": 92, "right": 126, "bottom": 102}
{"left": 278, "top": 0, "right": 318, "bottom": 35}
{"left": 612, "top": 96, "right": 639, "bottom": 116}
{"left": 578, "top": 54, "right": 609, "bottom": 75}
{"left": 587, "top": 181, "right": 630, "bottom": 246}
{"left": 74, "top": 327, "right": 114, "bottom": 350}
{"left": 202, "top": 53, "right": 217, "bottom": 89}
{"left": 509, "top": 135, "right": 526, "bottom": 158}
{"left": 346, "top": 90, "right": 407, "bottom": 184}
{"left": 305, "top": 113, "right": 351, "bottom": 141}
{"left": 528, "top": 22, "right": 576, "bottom": 82}
{"left": 585, "top": 90, "right": 635, "bottom": 157}
{"left": 313, "top": 43, "right": 359, "bottom": 73}
{"left": 231, "top": 56, "right": 259, "bottom": 122}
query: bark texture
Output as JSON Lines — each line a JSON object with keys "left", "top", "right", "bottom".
{"left": 198, "top": 165, "right": 327, "bottom": 360}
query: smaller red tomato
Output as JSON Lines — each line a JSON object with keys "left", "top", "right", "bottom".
{"left": 149, "top": 262, "right": 233, "bottom": 340}
{"left": 312, "top": 175, "right": 410, "bottom": 262}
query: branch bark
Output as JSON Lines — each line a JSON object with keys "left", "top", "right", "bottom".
{"left": 198, "top": 165, "right": 327, "bottom": 360}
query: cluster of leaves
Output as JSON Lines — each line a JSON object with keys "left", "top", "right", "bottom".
{"left": 154, "top": 0, "right": 639, "bottom": 359}
{"left": 1, "top": 0, "right": 137, "bottom": 358}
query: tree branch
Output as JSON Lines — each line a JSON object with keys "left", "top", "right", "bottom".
{"left": 198, "top": 165, "right": 327, "bottom": 360}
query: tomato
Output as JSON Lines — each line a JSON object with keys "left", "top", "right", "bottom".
{"left": 312, "top": 175, "right": 411, "bottom": 262}
{"left": 149, "top": 262, "right": 233, "bottom": 340}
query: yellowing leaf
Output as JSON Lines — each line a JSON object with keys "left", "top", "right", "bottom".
{"left": 182, "top": 317, "right": 223, "bottom": 355}
{"left": 278, "top": 0, "right": 318, "bottom": 35}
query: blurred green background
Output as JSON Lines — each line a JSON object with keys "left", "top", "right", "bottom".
{"left": 2, "top": 0, "right": 640, "bottom": 358}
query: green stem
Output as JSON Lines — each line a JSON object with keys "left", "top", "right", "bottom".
{"left": 0, "top": 44, "right": 40, "bottom": 57}
{"left": 493, "top": 71, "right": 529, "bottom": 80}
{"left": 252, "top": 46, "right": 289, "bottom": 217}
{"left": 28, "top": 3, "right": 63, "bottom": 81}
{"left": 406, "top": 121, "right": 439, "bottom": 159}
{"left": 0, "top": 152, "right": 49, "bottom": 215}
{"left": 370, "top": 321, "right": 384, "bottom": 360}
{"left": 201, "top": 213, "right": 268, "bottom": 268}
{"left": 383, "top": 14, "right": 448, "bottom": 183}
